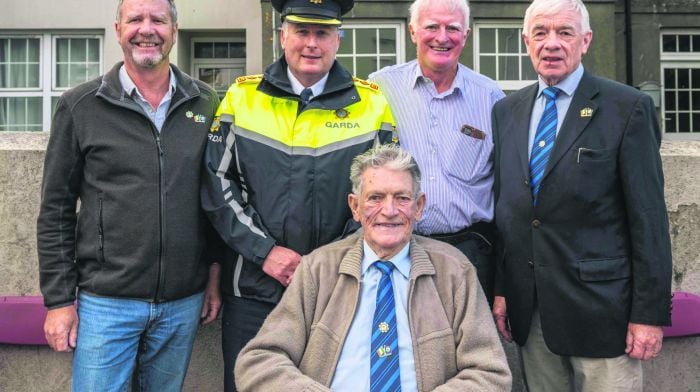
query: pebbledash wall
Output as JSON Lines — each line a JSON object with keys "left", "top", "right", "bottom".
{"left": 0, "top": 133, "right": 698, "bottom": 391}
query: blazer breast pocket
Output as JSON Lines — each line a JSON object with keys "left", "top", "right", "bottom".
{"left": 576, "top": 147, "right": 616, "bottom": 163}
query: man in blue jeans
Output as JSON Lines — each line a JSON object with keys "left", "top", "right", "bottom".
{"left": 37, "top": 0, "right": 222, "bottom": 390}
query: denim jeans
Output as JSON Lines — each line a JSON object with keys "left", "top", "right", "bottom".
{"left": 72, "top": 291, "right": 205, "bottom": 392}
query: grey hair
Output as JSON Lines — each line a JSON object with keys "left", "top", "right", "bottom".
{"left": 350, "top": 144, "right": 422, "bottom": 197}
{"left": 409, "top": 0, "right": 470, "bottom": 29}
{"left": 116, "top": 0, "right": 178, "bottom": 24}
{"left": 523, "top": 0, "right": 590, "bottom": 35}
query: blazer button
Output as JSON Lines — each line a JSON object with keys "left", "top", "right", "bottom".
{"left": 528, "top": 261, "right": 534, "bottom": 269}
{"left": 532, "top": 219, "right": 541, "bottom": 228}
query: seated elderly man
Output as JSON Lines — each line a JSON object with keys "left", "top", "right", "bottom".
{"left": 234, "top": 144, "right": 511, "bottom": 392}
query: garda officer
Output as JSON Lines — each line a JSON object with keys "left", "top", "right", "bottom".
{"left": 200, "top": 0, "right": 396, "bottom": 390}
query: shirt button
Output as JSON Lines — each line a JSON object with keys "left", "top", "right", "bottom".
{"left": 528, "top": 261, "right": 534, "bottom": 268}
{"left": 532, "top": 219, "right": 541, "bottom": 228}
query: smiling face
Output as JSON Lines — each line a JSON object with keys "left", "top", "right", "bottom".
{"left": 349, "top": 166, "right": 425, "bottom": 260}
{"left": 115, "top": 0, "right": 177, "bottom": 71}
{"left": 280, "top": 22, "right": 340, "bottom": 87}
{"left": 523, "top": 6, "right": 591, "bottom": 86}
{"left": 409, "top": 2, "right": 468, "bottom": 78}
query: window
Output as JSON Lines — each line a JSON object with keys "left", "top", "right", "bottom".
{"left": 0, "top": 33, "right": 102, "bottom": 132}
{"left": 474, "top": 23, "right": 536, "bottom": 92}
{"left": 191, "top": 39, "right": 246, "bottom": 98}
{"left": 336, "top": 22, "right": 405, "bottom": 79}
{"left": 660, "top": 31, "right": 700, "bottom": 138}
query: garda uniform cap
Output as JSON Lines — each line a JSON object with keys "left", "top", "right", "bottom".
{"left": 272, "top": 0, "right": 354, "bottom": 26}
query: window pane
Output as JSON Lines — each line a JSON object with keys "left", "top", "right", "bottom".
{"left": 480, "top": 28, "right": 496, "bottom": 53}
{"left": 230, "top": 43, "right": 246, "bottom": 58}
{"left": 214, "top": 42, "right": 228, "bottom": 59}
{"left": 0, "top": 97, "right": 42, "bottom": 131}
{"left": 337, "top": 57, "right": 353, "bottom": 74}
{"left": 339, "top": 29, "right": 353, "bottom": 54}
{"left": 355, "top": 57, "right": 377, "bottom": 79}
{"left": 356, "top": 29, "right": 376, "bottom": 55}
{"left": 88, "top": 39, "right": 100, "bottom": 62}
{"left": 379, "top": 56, "right": 396, "bottom": 70}
{"left": 70, "top": 39, "right": 87, "bottom": 62}
{"left": 56, "top": 64, "right": 69, "bottom": 87}
{"left": 194, "top": 42, "right": 213, "bottom": 58}
{"left": 522, "top": 56, "right": 537, "bottom": 80}
{"left": 665, "top": 91, "right": 676, "bottom": 110}
{"left": 693, "top": 35, "right": 700, "bottom": 52}
{"left": 692, "top": 69, "right": 700, "bottom": 89}
{"left": 378, "top": 28, "right": 396, "bottom": 53}
{"left": 693, "top": 113, "right": 700, "bottom": 131}
{"left": 69, "top": 64, "right": 88, "bottom": 87}
{"left": 693, "top": 91, "right": 700, "bottom": 110}
{"left": 499, "top": 56, "right": 519, "bottom": 80}
{"left": 662, "top": 35, "right": 676, "bottom": 52}
{"left": 678, "top": 112, "right": 690, "bottom": 132}
{"left": 665, "top": 112, "right": 676, "bottom": 133}
{"left": 678, "top": 90, "right": 689, "bottom": 110}
{"left": 678, "top": 69, "right": 689, "bottom": 89}
{"left": 678, "top": 35, "right": 691, "bottom": 52}
{"left": 664, "top": 68, "right": 675, "bottom": 89}
{"left": 56, "top": 38, "right": 70, "bottom": 62}
{"left": 0, "top": 64, "right": 7, "bottom": 88}
{"left": 10, "top": 39, "right": 28, "bottom": 62}
{"left": 27, "top": 64, "right": 40, "bottom": 87}
{"left": 0, "top": 39, "right": 7, "bottom": 62}
{"left": 27, "top": 39, "right": 40, "bottom": 62}
{"left": 498, "top": 28, "right": 519, "bottom": 54}
{"left": 87, "top": 64, "right": 99, "bottom": 80}
{"left": 10, "top": 64, "right": 27, "bottom": 88}
{"left": 27, "top": 96, "right": 42, "bottom": 125}
{"left": 480, "top": 55, "right": 496, "bottom": 79}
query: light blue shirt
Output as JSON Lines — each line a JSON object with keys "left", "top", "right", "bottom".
{"left": 330, "top": 241, "right": 417, "bottom": 392}
{"left": 287, "top": 67, "right": 329, "bottom": 100}
{"left": 370, "top": 60, "right": 505, "bottom": 234}
{"left": 119, "top": 65, "right": 176, "bottom": 132}
{"left": 527, "top": 64, "right": 584, "bottom": 158}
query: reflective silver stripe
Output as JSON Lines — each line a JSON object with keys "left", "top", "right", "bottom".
{"left": 220, "top": 113, "right": 234, "bottom": 123}
{"left": 232, "top": 254, "right": 243, "bottom": 297}
{"left": 235, "top": 127, "right": 378, "bottom": 157}
{"left": 216, "top": 125, "right": 267, "bottom": 238}
{"left": 380, "top": 121, "right": 393, "bottom": 132}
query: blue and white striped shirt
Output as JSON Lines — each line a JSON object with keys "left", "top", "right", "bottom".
{"left": 370, "top": 61, "right": 505, "bottom": 234}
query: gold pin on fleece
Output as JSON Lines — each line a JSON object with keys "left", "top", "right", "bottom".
{"left": 580, "top": 107, "right": 593, "bottom": 117}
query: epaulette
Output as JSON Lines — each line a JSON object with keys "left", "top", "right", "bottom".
{"left": 236, "top": 74, "right": 264, "bottom": 84}
{"left": 353, "top": 77, "right": 379, "bottom": 91}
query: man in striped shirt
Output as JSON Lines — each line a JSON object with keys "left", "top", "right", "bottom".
{"left": 370, "top": 0, "right": 504, "bottom": 303}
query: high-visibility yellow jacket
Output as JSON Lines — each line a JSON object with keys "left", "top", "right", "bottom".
{"left": 202, "top": 58, "right": 396, "bottom": 303}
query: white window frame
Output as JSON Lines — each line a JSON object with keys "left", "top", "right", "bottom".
{"left": 190, "top": 37, "right": 246, "bottom": 96}
{"left": 336, "top": 20, "right": 406, "bottom": 78}
{"left": 660, "top": 29, "right": 700, "bottom": 139}
{"left": 473, "top": 22, "right": 534, "bottom": 91}
{"left": 0, "top": 32, "right": 103, "bottom": 132}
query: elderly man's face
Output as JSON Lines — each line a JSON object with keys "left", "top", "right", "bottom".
{"left": 115, "top": 0, "right": 177, "bottom": 71}
{"left": 409, "top": 3, "right": 468, "bottom": 75}
{"left": 523, "top": 7, "right": 591, "bottom": 86}
{"left": 348, "top": 167, "right": 425, "bottom": 260}
{"left": 281, "top": 23, "right": 340, "bottom": 87}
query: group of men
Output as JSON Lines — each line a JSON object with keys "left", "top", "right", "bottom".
{"left": 37, "top": 0, "right": 672, "bottom": 391}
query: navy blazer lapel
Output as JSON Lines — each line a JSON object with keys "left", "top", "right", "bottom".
{"left": 513, "top": 84, "right": 539, "bottom": 179}
{"left": 543, "top": 72, "right": 599, "bottom": 180}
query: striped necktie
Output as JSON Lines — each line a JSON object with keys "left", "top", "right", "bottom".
{"left": 370, "top": 261, "right": 401, "bottom": 392}
{"left": 529, "top": 86, "right": 562, "bottom": 205}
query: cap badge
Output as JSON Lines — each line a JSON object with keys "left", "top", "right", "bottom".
{"left": 310, "top": 0, "right": 322, "bottom": 4}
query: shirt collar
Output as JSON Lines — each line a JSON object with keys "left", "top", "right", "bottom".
{"left": 119, "top": 65, "right": 177, "bottom": 99}
{"left": 361, "top": 240, "right": 411, "bottom": 280}
{"left": 537, "top": 63, "right": 584, "bottom": 99}
{"left": 287, "top": 67, "right": 329, "bottom": 98}
{"left": 410, "top": 61, "right": 463, "bottom": 96}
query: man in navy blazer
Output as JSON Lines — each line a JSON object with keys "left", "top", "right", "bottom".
{"left": 491, "top": 0, "right": 672, "bottom": 390}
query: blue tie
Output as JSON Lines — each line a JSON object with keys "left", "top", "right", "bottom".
{"left": 370, "top": 261, "right": 401, "bottom": 392}
{"left": 529, "top": 86, "right": 562, "bottom": 205}
{"left": 300, "top": 87, "right": 313, "bottom": 105}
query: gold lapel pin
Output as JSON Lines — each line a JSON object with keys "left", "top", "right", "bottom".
{"left": 580, "top": 107, "right": 593, "bottom": 117}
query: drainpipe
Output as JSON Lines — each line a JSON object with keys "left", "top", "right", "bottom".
{"left": 625, "top": 0, "right": 633, "bottom": 85}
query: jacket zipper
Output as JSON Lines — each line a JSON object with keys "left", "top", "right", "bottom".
{"left": 153, "top": 131, "right": 166, "bottom": 302}
{"left": 97, "top": 198, "right": 105, "bottom": 263}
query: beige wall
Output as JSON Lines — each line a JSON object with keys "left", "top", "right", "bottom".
{"left": 0, "top": 0, "right": 263, "bottom": 74}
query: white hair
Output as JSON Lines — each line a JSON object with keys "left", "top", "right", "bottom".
{"left": 409, "top": 0, "right": 470, "bottom": 28}
{"left": 523, "top": 0, "right": 590, "bottom": 35}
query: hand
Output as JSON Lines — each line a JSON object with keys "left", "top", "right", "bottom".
{"left": 44, "top": 305, "right": 79, "bottom": 352}
{"left": 262, "top": 246, "right": 302, "bottom": 287}
{"left": 625, "top": 322, "right": 663, "bottom": 360}
{"left": 492, "top": 295, "right": 512, "bottom": 342}
{"left": 200, "top": 263, "right": 222, "bottom": 325}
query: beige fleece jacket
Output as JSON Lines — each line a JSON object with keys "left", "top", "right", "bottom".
{"left": 235, "top": 232, "right": 512, "bottom": 391}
